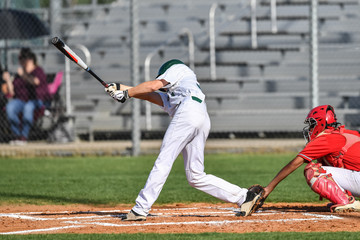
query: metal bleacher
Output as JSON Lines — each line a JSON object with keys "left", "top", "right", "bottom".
{"left": 44, "top": 0, "right": 360, "bottom": 140}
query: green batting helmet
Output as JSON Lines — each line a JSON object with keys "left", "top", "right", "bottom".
{"left": 156, "top": 59, "right": 185, "bottom": 78}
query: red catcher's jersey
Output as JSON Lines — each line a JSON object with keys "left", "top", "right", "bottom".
{"left": 298, "top": 127, "right": 360, "bottom": 171}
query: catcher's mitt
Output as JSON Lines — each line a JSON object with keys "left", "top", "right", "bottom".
{"left": 248, "top": 184, "right": 266, "bottom": 211}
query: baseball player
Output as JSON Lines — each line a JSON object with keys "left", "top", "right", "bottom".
{"left": 105, "top": 59, "right": 264, "bottom": 221}
{"left": 262, "top": 105, "right": 360, "bottom": 212}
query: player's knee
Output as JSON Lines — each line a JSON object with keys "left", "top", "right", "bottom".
{"left": 304, "top": 162, "right": 349, "bottom": 205}
{"left": 304, "top": 162, "right": 324, "bottom": 185}
{"left": 186, "top": 172, "right": 205, "bottom": 188}
{"left": 186, "top": 175, "right": 199, "bottom": 188}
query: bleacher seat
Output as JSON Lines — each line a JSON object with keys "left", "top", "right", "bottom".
{"left": 48, "top": 0, "right": 360, "bottom": 138}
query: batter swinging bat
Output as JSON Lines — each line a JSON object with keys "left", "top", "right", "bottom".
{"left": 51, "top": 37, "right": 108, "bottom": 87}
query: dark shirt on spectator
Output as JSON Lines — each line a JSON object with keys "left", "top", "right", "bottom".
{"left": 13, "top": 66, "right": 48, "bottom": 101}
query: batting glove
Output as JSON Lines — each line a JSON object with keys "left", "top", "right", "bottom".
{"left": 105, "top": 83, "right": 121, "bottom": 92}
{"left": 108, "top": 89, "right": 130, "bottom": 103}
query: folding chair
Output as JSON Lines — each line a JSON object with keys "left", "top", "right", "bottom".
{"left": 30, "top": 71, "right": 68, "bottom": 142}
{"left": 41, "top": 71, "right": 75, "bottom": 143}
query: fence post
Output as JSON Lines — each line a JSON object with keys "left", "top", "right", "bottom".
{"left": 270, "top": 0, "right": 278, "bottom": 33}
{"left": 310, "top": 0, "right": 319, "bottom": 108}
{"left": 209, "top": 3, "right": 218, "bottom": 80}
{"left": 50, "top": 0, "right": 61, "bottom": 36}
{"left": 251, "top": 0, "right": 258, "bottom": 49}
{"left": 130, "top": 0, "right": 141, "bottom": 156}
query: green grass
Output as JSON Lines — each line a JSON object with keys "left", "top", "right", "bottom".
{"left": 0, "top": 153, "right": 320, "bottom": 205}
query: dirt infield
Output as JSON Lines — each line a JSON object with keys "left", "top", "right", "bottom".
{"left": 1, "top": 202, "right": 359, "bottom": 235}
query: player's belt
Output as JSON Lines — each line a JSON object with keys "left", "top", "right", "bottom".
{"left": 191, "top": 96, "right": 202, "bottom": 103}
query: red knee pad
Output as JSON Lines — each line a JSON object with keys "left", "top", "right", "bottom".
{"left": 304, "top": 162, "right": 324, "bottom": 184}
{"left": 304, "top": 162, "right": 349, "bottom": 205}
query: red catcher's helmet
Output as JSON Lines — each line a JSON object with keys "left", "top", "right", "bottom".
{"left": 303, "top": 105, "right": 338, "bottom": 142}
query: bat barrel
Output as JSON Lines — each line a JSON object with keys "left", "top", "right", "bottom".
{"left": 51, "top": 36, "right": 108, "bottom": 87}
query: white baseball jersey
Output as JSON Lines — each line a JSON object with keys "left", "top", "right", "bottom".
{"left": 156, "top": 64, "right": 205, "bottom": 117}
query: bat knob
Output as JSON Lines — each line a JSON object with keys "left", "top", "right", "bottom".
{"left": 51, "top": 37, "right": 59, "bottom": 44}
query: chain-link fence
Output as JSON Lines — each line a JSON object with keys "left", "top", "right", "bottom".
{"left": 0, "top": 0, "right": 359, "bottom": 147}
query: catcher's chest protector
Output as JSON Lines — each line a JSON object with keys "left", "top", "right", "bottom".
{"left": 323, "top": 126, "right": 360, "bottom": 168}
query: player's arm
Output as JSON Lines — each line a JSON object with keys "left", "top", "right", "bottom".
{"left": 127, "top": 79, "right": 167, "bottom": 98}
{"left": 105, "top": 79, "right": 168, "bottom": 106}
{"left": 2, "top": 71, "right": 14, "bottom": 97}
{"left": 263, "top": 156, "right": 306, "bottom": 199}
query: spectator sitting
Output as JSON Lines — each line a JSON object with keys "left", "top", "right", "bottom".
{"left": 5, "top": 48, "right": 49, "bottom": 145}
{"left": 0, "top": 64, "right": 9, "bottom": 109}
{"left": 0, "top": 64, "right": 11, "bottom": 142}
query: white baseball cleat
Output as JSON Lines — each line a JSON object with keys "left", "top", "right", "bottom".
{"left": 332, "top": 200, "right": 360, "bottom": 213}
{"left": 122, "top": 210, "right": 147, "bottom": 221}
{"left": 237, "top": 186, "right": 265, "bottom": 217}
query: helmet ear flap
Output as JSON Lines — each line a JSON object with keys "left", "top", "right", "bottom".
{"left": 325, "top": 105, "right": 337, "bottom": 127}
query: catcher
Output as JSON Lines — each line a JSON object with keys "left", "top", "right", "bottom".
{"left": 261, "top": 105, "right": 360, "bottom": 212}
{"left": 105, "top": 59, "right": 264, "bottom": 221}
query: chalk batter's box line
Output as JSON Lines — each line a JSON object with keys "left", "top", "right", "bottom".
{"left": 0, "top": 208, "right": 342, "bottom": 221}
{"left": 0, "top": 208, "right": 343, "bottom": 235}
{"left": 0, "top": 207, "right": 240, "bottom": 220}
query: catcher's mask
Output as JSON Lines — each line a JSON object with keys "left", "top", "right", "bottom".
{"left": 303, "top": 105, "right": 338, "bottom": 143}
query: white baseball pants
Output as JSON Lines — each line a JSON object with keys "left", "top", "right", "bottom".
{"left": 132, "top": 96, "right": 248, "bottom": 216}
{"left": 322, "top": 166, "right": 360, "bottom": 197}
